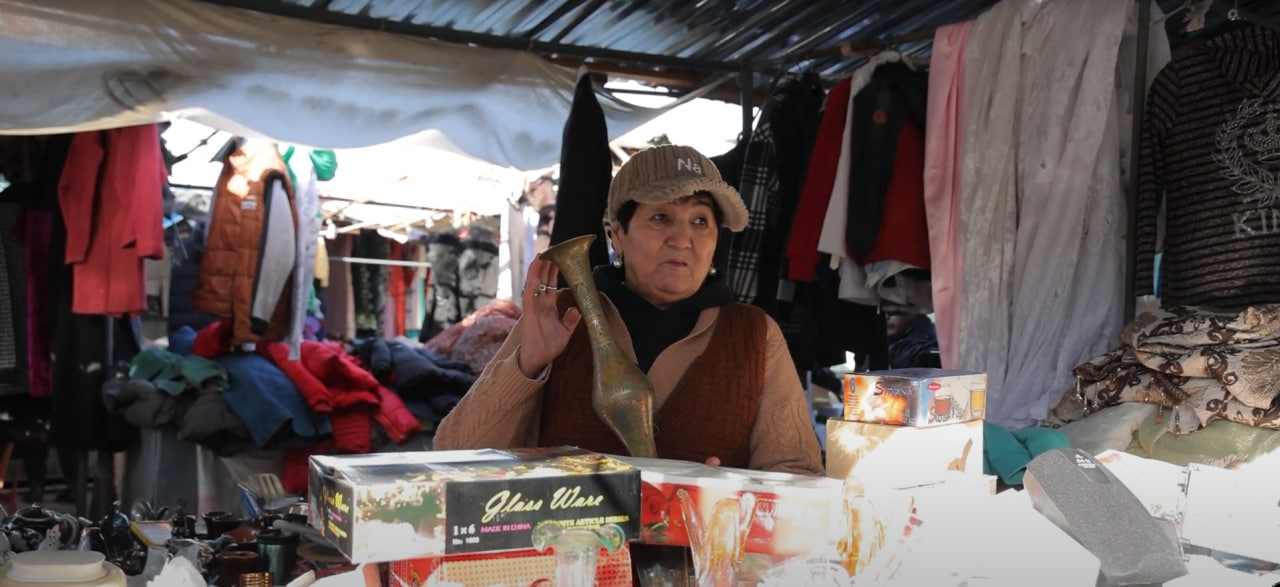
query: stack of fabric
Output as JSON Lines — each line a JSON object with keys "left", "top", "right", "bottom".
{"left": 423, "top": 298, "right": 521, "bottom": 375}
{"left": 353, "top": 338, "right": 476, "bottom": 427}
{"left": 190, "top": 319, "right": 421, "bottom": 493}
{"left": 1073, "top": 305, "right": 1280, "bottom": 435}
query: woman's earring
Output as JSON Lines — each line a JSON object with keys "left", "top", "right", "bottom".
{"left": 709, "top": 264, "right": 718, "bottom": 277}
{"left": 612, "top": 255, "right": 624, "bottom": 269}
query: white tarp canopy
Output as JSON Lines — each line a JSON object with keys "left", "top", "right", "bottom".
{"left": 0, "top": 0, "right": 709, "bottom": 170}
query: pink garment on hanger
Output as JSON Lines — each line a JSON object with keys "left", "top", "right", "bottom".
{"left": 923, "top": 21, "right": 974, "bottom": 370}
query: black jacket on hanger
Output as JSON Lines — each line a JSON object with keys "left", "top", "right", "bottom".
{"left": 845, "top": 63, "right": 929, "bottom": 260}
{"left": 549, "top": 73, "right": 612, "bottom": 271}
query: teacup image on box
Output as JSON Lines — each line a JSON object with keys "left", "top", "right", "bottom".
{"left": 843, "top": 369, "right": 987, "bottom": 427}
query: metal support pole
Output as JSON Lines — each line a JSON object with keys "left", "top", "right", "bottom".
{"left": 1125, "top": 0, "right": 1152, "bottom": 324}
{"left": 738, "top": 62, "right": 754, "bottom": 140}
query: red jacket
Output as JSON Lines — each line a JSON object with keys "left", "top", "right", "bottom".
{"left": 58, "top": 125, "right": 166, "bottom": 315}
{"left": 786, "top": 79, "right": 852, "bottom": 282}
{"left": 858, "top": 120, "right": 930, "bottom": 269}
{"left": 192, "top": 321, "right": 420, "bottom": 453}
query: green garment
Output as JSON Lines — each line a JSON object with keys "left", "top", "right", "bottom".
{"left": 309, "top": 148, "right": 338, "bottom": 181}
{"left": 279, "top": 145, "right": 338, "bottom": 318}
{"left": 129, "top": 348, "right": 227, "bottom": 396}
{"left": 279, "top": 145, "right": 339, "bottom": 188}
{"left": 983, "top": 421, "right": 1070, "bottom": 486}
{"left": 1128, "top": 410, "right": 1280, "bottom": 468}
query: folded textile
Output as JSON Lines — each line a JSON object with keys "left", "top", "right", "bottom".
{"left": 1072, "top": 304, "right": 1280, "bottom": 434}
{"left": 357, "top": 339, "right": 473, "bottom": 425}
{"left": 193, "top": 320, "right": 420, "bottom": 452}
{"left": 353, "top": 338, "right": 476, "bottom": 408}
{"left": 212, "top": 352, "right": 332, "bottom": 449}
{"left": 129, "top": 347, "right": 227, "bottom": 396}
{"left": 101, "top": 376, "right": 253, "bottom": 457}
{"left": 1120, "top": 304, "right": 1280, "bottom": 408}
{"left": 451, "top": 314, "right": 517, "bottom": 375}
{"left": 983, "top": 422, "right": 1070, "bottom": 485}
{"left": 423, "top": 298, "right": 522, "bottom": 357}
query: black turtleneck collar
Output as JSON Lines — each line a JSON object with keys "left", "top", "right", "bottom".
{"left": 592, "top": 265, "right": 731, "bottom": 373}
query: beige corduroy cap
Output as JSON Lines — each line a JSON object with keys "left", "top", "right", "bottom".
{"left": 607, "top": 144, "right": 749, "bottom": 232}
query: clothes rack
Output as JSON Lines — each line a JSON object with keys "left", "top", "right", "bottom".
{"left": 332, "top": 256, "right": 432, "bottom": 269}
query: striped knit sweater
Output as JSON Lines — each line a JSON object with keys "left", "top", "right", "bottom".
{"left": 1137, "top": 25, "right": 1280, "bottom": 308}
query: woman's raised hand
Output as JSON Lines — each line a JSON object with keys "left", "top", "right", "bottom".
{"left": 516, "top": 257, "right": 582, "bottom": 377}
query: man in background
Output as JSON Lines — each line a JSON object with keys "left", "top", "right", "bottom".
{"left": 886, "top": 311, "right": 941, "bottom": 369}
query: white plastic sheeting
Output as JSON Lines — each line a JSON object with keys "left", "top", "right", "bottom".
{"left": 0, "top": 0, "right": 703, "bottom": 170}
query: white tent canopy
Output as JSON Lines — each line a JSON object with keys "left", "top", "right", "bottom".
{"left": 0, "top": 0, "right": 711, "bottom": 170}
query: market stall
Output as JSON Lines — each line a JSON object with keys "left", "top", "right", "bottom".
{"left": 1, "top": 0, "right": 1280, "bottom": 585}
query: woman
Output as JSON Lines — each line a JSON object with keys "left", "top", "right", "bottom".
{"left": 434, "top": 145, "right": 823, "bottom": 475}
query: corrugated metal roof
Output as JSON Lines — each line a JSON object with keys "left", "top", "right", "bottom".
{"left": 196, "top": 0, "right": 1280, "bottom": 91}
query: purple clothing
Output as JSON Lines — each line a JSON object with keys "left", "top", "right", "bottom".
{"left": 14, "top": 209, "right": 53, "bottom": 398}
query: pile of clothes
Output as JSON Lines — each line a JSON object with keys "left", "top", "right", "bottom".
{"left": 353, "top": 339, "right": 475, "bottom": 426}
{"left": 1071, "top": 305, "right": 1280, "bottom": 434}
{"left": 102, "top": 296, "right": 524, "bottom": 496}
{"left": 423, "top": 298, "right": 521, "bottom": 375}
{"left": 103, "top": 348, "right": 254, "bottom": 457}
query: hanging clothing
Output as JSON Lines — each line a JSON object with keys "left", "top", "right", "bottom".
{"left": 1137, "top": 25, "right": 1280, "bottom": 308}
{"left": 815, "top": 53, "right": 903, "bottom": 267}
{"left": 851, "top": 114, "right": 931, "bottom": 314}
{"left": 458, "top": 229, "right": 499, "bottom": 316}
{"left": 506, "top": 200, "right": 528, "bottom": 301}
{"left": 166, "top": 222, "right": 220, "bottom": 339}
{"left": 191, "top": 139, "right": 298, "bottom": 347}
{"left": 351, "top": 229, "right": 388, "bottom": 339}
{"left": 387, "top": 241, "right": 407, "bottom": 338}
{"left": 0, "top": 205, "right": 19, "bottom": 384}
{"left": 403, "top": 243, "right": 428, "bottom": 335}
{"left": 956, "top": 0, "right": 1023, "bottom": 427}
{"left": 844, "top": 62, "right": 929, "bottom": 260}
{"left": 50, "top": 206, "right": 140, "bottom": 451}
{"left": 923, "top": 20, "right": 975, "bottom": 370}
{"left": 787, "top": 78, "right": 854, "bottom": 283}
{"left": 143, "top": 246, "right": 171, "bottom": 317}
{"left": 57, "top": 124, "right": 167, "bottom": 316}
{"left": 280, "top": 146, "right": 336, "bottom": 360}
{"left": 423, "top": 231, "right": 462, "bottom": 340}
{"left": 726, "top": 105, "right": 775, "bottom": 305}
{"left": 727, "top": 75, "right": 826, "bottom": 308}
{"left": 549, "top": 71, "right": 611, "bottom": 270}
{"left": 313, "top": 236, "right": 330, "bottom": 288}
{"left": 14, "top": 208, "right": 51, "bottom": 397}
{"left": 323, "top": 235, "right": 356, "bottom": 341}
{"left": 1, "top": 137, "right": 64, "bottom": 398}
{"left": 958, "top": 0, "right": 1170, "bottom": 428}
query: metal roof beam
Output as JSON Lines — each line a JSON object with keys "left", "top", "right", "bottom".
{"left": 522, "top": 2, "right": 584, "bottom": 39}
{"left": 724, "top": 0, "right": 848, "bottom": 62}
{"left": 548, "top": 0, "right": 609, "bottom": 44}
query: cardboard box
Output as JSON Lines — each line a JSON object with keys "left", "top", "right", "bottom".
{"left": 613, "top": 457, "right": 844, "bottom": 556}
{"left": 387, "top": 544, "right": 633, "bottom": 587}
{"left": 308, "top": 447, "right": 641, "bottom": 564}
{"left": 826, "top": 419, "right": 984, "bottom": 486}
{"left": 842, "top": 369, "right": 986, "bottom": 427}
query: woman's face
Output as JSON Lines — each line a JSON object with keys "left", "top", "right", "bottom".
{"left": 612, "top": 196, "right": 718, "bottom": 308}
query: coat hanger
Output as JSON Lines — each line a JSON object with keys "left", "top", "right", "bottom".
{"left": 209, "top": 136, "right": 245, "bottom": 163}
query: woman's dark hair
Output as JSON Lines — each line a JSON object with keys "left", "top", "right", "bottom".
{"left": 614, "top": 190, "right": 724, "bottom": 232}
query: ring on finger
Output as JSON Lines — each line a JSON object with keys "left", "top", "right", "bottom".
{"left": 537, "top": 283, "right": 562, "bottom": 293}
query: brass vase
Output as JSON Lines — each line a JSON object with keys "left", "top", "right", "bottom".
{"left": 539, "top": 234, "right": 659, "bottom": 458}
